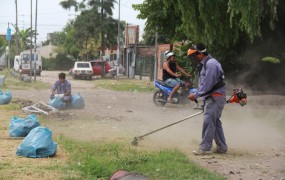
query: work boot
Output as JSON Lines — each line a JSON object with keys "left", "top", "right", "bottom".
{"left": 213, "top": 147, "right": 228, "bottom": 154}
{"left": 192, "top": 149, "right": 212, "bottom": 156}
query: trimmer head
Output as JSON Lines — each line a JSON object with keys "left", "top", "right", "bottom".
{"left": 131, "top": 137, "right": 138, "bottom": 146}
{"left": 131, "top": 137, "right": 144, "bottom": 146}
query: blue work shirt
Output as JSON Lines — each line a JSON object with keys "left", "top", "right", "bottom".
{"left": 194, "top": 54, "right": 226, "bottom": 100}
{"left": 51, "top": 80, "right": 71, "bottom": 94}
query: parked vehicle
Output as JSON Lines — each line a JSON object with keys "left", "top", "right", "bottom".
{"left": 90, "top": 60, "right": 112, "bottom": 76}
{"left": 71, "top": 61, "right": 93, "bottom": 80}
{"left": 152, "top": 79, "right": 199, "bottom": 108}
{"left": 14, "top": 52, "right": 42, "bottom": 76}
{"left": 90, "top": 60, "right": 126, "bottom": 77}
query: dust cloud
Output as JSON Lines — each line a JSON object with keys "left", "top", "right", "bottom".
{"left": 222, "top": 94, "right": 285, "bottom": 151}
{"left": 139, "top": 92, "right": 285, "bottom": 152}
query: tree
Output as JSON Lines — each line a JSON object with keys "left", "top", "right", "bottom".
{"left": 133, "top": 0, "right": 279, "bottom": 52}
{"left": 133, "top": 0, "right": 185, "bottom": 44}
{"left": 59, "top": 0, "right": 124, "bottom": 60}
{"left": 11, "top": 24, "right": 37, "bottom": 52}
{"left": 140, "top": 29, "right": 169, "bottom": 45}
{"left": 134, "top": 0, "right": 284, "bottom": 92}
{"left": 55, "top": 23, "right": 81, "bottom": 60}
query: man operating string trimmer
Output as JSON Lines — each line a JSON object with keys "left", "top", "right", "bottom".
{"left": 187, "top": 43, "right": 229, "bottom": 155}
{"left": 130, "top": 43, "right": 247, "bottom": 149}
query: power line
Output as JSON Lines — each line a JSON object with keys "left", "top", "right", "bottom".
{"left": 0, "top": 12, "right": 68, "bottom": 18}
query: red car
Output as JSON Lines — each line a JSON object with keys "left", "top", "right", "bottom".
{"left": 90, "top": 60, "right": 112, "bottom": 75}
{"left": 90, "top": 60, "right": 126, "bottom": 76}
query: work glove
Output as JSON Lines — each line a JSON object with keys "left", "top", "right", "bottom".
{"left": 55, "top": 94, "right": 64, "bottom": 99}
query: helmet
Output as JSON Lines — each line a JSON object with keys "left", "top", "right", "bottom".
{"left": 187, "top": 43, "right": 207, "bottom": 57}
{"left": 164, "top": 50, "right": 175, "bottom": 59}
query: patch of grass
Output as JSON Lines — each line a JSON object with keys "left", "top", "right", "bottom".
{"left": 0, "top": 163, "right": 11, "bottom": 170}
{"left": 0, "top": 70, "right": 49, "bottom": 90}
{"left": 0, "top": 102, "right": 23, "bottom": 123}
{"left": 60, "top": 137, "right": 225, "bottom": 180}
{"left": 95, "top": 79, "right": 156, "bottom": 92}
{"left": 0, "top": 103, "right": 21, "bottom": 111}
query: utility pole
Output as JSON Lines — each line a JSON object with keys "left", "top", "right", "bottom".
{"left": 154, "top": 26, "right": 158, "bottom": 81}
{"left": 7, "top": 23, "right": 11, "bottom": 70}
{"left": 116, "top": 0, "right": 120, "bottom": 78}
{"left": 101, "top": 0, "right": 104, "bottom": 57}
{"left": 15, "top": 0, "right": 19, "bottom": 55}
{"left": 33, "top": 0, "right": 38, "bottom": 81}
{"left": 29, "top": 0, "right": 33, "bottom": 81}
{"left": 100, "top": 0, "right": 105, "bottom": 77}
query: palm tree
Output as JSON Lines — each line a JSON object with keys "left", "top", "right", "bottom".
{"left": 11, "top": 24, "right": 37, "bottom": 52}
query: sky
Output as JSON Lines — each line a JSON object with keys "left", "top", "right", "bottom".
{"left": 0, "top": 0, "right": 146, "bottom": 42}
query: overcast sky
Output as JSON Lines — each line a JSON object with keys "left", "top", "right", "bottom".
{"left": 0, "top": 0, "right": 146, "bottom": 42}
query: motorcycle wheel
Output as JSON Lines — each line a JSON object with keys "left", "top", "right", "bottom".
{"left": 153, "top": 90, "right": 167, "bottom": 106}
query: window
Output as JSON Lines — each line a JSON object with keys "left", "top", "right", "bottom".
{"left": 77, "top": 63, "right": 90, "bottom": 68}
{"left": 21, "top": 53, "right": 38, "bottom": 61}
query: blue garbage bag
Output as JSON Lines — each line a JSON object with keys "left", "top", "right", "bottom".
{"left": 16, "top": 126, "right": 57, "bottom": 158}
{"left": 71, "top": 93, "right": 85, "bottom": 109}
{"left": 9, "top": 114, "right": 40, "bottom": 137}
{"left": 48, "top": 96, "right": 65, "bottom": 109}
{"left": 0, "top": 90, "right": 12, "bottom": 105}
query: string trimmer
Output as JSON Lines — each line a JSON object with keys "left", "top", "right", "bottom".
{"left": 131, "top": 88, "right": 247, "bottom": 146}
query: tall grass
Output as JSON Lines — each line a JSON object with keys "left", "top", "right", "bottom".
{"left": 59, "top": 137, "right": 225, "bottom": 180}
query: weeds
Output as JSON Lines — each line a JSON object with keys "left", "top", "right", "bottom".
{"left": 59, "top": 137, "right": 224, "bottom": 180}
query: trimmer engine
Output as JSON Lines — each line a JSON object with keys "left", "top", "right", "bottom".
{"left": 226, "top": 88, "right": 247, "bottom": 106}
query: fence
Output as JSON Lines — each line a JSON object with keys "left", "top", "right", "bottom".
{"left": 135, "top": 55, "right": 155, "bottom": 80}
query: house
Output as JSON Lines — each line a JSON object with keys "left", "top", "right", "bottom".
{"left": 156, "top": 44, "right": 171, "bottom": 80}
{"left": 22, "top": 43, "right": 57, "bottom": 58}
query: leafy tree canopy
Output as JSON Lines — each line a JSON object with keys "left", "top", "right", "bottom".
{"left": 58, "top": 0, "right": 124, "bottom": 60}
{"left": 133, "top": 0, "right": 279, "bottom": 49}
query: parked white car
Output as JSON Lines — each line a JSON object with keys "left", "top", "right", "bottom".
{"left": 71, "top": 61, "right": 93, "bottom": 80}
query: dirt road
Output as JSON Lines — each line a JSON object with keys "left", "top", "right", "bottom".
{"left": 12, "top": 71, "right": 285, "bottom": 180}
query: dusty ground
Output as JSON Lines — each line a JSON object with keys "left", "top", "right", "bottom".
{"left": 3, "top": 71, "right": 285, "bottom": 180}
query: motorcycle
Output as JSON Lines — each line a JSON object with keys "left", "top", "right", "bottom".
{"left": 152, "top": 79, "right": 200, "bottom": 108}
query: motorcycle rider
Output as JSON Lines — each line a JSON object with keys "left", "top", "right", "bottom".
{"left": 163, "top": 50, "right": 191, "bottom": 103}
{"left": 187, "top": 43, "right": 227, "bottom": 155}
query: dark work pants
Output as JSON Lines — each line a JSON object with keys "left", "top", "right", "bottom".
{"left": 199, "top": 96, "right": 228, "bottom": 151}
